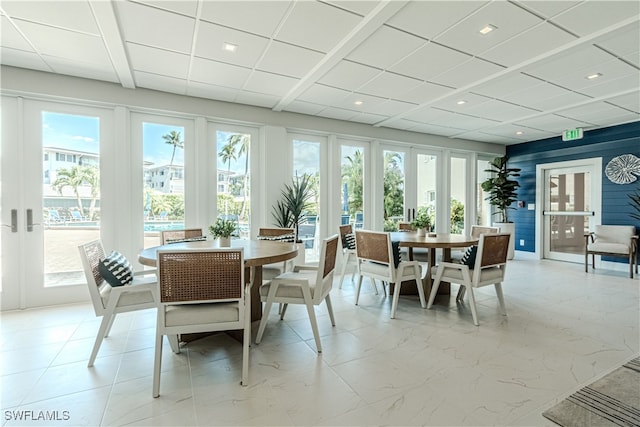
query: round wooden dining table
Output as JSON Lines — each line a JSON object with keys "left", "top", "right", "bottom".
{"left": 138, "top": 239, "right": 299, "bottom": 321}
{"left": 388, "top": 231, "right": 478, "bottom": 297}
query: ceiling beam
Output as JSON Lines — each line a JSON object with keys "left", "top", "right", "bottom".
{"left": 90, "top": 0, "right": 135, "bottom": 89}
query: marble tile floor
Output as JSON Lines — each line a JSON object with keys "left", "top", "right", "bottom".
{"left": 1, "top": 258, "right": 638, "bottom": 426}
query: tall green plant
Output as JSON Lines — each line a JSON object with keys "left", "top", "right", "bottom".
{"left": 629, "top": 185, "right": 640, "bottom": 221}
{"left": 481, "top": 156, "right": 521, "bottom": 223}
{"left": 271, "top": 174, "right": 314, "bottom": 240}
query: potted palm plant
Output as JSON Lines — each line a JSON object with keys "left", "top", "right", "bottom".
{"left": 481, "top": 156, "right": 521, "bottom": 259}
{"left": 272, "top": 173, "right": 314, "bottom": 241}
{"left": 209, "top": 218, "right": 236, "bottom": 247}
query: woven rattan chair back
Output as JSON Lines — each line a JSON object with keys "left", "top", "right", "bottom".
{"left": 157, "top": 249, "right": 243, "bottom": 303}
{"left": 258, "top": 227, "right": 295, "bottom": 238}
{"left": 321, "top": 234, "right": 339, "bottom": 280}
{"left": 160, "top": 228, "right": 204, "bottom": 245}
{"left": 470, "top": 225, "right": 500, "bottom": 238}
{"left": 338, "top": 224, "right": 353, "bottom": 242}
{"left": 355, "top": 230, "right": 390, "bottom": 264}
{"left": 478, "top": 233, "right": 511, "bottom": 268}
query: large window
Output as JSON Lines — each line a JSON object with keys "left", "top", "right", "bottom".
{"left": 142, "top": 122, "right": 185, "bottom": 248}
{"left": 383, "top": 150, "right": 405, "bottom": 231}
{"left": 293, "top": 138, "right": 320, "bottom": 261}
{"left": 340, "top": 145, "right": 364, "bottom": 227}
{"left": 216, "top": 130, "right": 251, "bottom": 239}
{"left": 450, "top": 156, "right": 467, "bottom": 233}
{"left": 43, "top": 112, "right": 100, "bottom": 287}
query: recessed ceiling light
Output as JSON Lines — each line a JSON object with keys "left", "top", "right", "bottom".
{"left": 516, "top": 131, "right": 524, "bottom": 135}
{"left": 354, "top": 100, "right": 363, "bottom": 106}
{"left": 223, "top": 42, "right": 237, "bottom": 52}
{"left": 456, "top": 100, "right": 466, "bottom": 105}
{"left": 586, "top": 73, "right": 602, "bottom": 80}
{"left": 479, "top": 24, "right": 497, "bottom": 35}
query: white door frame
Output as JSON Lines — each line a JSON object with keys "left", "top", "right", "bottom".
{"left": 535, "top": 158, "right": 602, "bottom": 261}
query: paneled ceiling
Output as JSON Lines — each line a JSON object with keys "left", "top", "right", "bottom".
{"left": 1, "top": 0, "right": 639, "bottom": 144}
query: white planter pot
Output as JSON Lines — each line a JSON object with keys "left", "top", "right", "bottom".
{"left": 416, "top": 228, "right": 426, "bottom": 237}
{"left": 493, "top": 222, "right": 515, "bottom": 260}
{"left": 218, "top": 237, "right": 231, "bottom": 247}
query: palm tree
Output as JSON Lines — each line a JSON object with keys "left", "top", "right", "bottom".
{"left": 218, "top": 141, "right": 237, "bottom": 215}
{"left": 383, "top": 152, "right": 404, "bottom": 220}
{"left": 163, "top": 130, "right": 183, "bottom": 168}
{"left": 51, "top": 165, "right": 99, "bottom": 217}
{"left": 341, "top": 150, "right": 363, "bottom": 214}
{"left": 227, "top": 134, "right": 250, "bottom": 220}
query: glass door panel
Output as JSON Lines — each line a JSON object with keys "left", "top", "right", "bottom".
{"left": 544, "top": 167, "right": 593, "bottom": 262}
{"left": 450, "top": 156, "right": 466, "bottom": 233}
{"left": 383, "top": 150, "right": 406, "bottom": 231}
{"left": 293, "top": 138, "right": 320, "bottom": 262}
{"left": 216, "top": 130, "right": 251, "bottom": 240}
{"left": 340, "top": 145, "right": 364, "bottom": 228}
{"left": 142, "top": 122, "right": 186, "bottom": 248}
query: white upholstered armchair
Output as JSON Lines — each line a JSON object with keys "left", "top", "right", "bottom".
{"left": 585, "top": 225, "right": 638, "bottom": 278}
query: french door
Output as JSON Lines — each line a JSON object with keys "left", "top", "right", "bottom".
{"left": 539, "top": 159, "right": 602, "bottom": 263}
{"left": 1, "top": 98, "right": 113, "bottom": 310}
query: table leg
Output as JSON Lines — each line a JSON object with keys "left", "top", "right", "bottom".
{"left": 422, "top": 248, "right": 451, "bottom": 301}
{"left": 249, "top": 266, "right": 263, "bottom": 322}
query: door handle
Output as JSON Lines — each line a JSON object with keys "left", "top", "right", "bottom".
{"left": 2, "top": 209, "right": 19, "bottom": 232}
{"left": 26, "top": 209, "right": 41, "bottom": 232}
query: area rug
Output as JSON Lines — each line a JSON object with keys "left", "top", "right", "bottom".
{"left": 542, "top": 357, "right": 640, "bottom": 426}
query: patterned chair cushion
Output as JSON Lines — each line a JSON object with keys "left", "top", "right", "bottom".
{"left": 460, "top": 245, "right": 478, "bottom": 267}
{"left": 99, "top": 251, "right": 133, "bottom": 287}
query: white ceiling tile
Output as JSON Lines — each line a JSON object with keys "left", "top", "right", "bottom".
{"left": 524, "top": 90, "right": 592, "bottom": 111}
{"left": 622, "top": 50, "right": 640, "bottom": 68}
{"left": 556, "top": 102, "right": 633, "bottom": 125}
{"left": 576, "top": 73, "right": 640, "bottom": 99}
{"left": 234, "top": 91, "right": 280, "bottom": 108}
{"left": 326, "top": 1, "right": 380, "bottom": 16}
{"left": 386, "top": 119, "right": 421, "bottom": 131}
{"left": 596, "top": 22, "right": 640, "bottom": 58}
{"left": 256, "top": 41, "right": 324, "bottom": 78}
{"left": 429, "top": 111, "right": 501, "bottom": 130}
{"left": 472, "top": 73, "right": 541, "bottom": 99}
{"left": 45, "top": 55, "right": 119, "bottom": 83}
{"left": 358, "top": 72, "right": 422, "bottom": 99}
{"left": 135, "top": 1, "right": 199, "bottom": 17}
{"left": 431, "top": 92, "right": 491, "bottom": 110}
{"left": 478, "top": 123, "right": 554, "bottom": 141}
{"left": 135, "top": 71, "right": 187, "bottom": 95}
{"left": 319, "top": 60, "right": 381, "bottom": 91}
{"left": 403, "top": 106, "right": 448, "bottom": 123}
{"left": 550, "top": 1, "right": 640, "bottom": 36}
{"left": 480, "top": 22, "right": 576, "bottom": 67}
{"left": 390, "top": 42, "right": 471, "bottom": 81}
{"left": 283, "top": 100, "right": 327, "bottom": 116}
{"left": 297, "top": 84, "right": 351, "bottom": 105}
{"left": 515, "top": 114, "right": 592, "bottom": 133}
{"left": 346, "top": 25, "right": 426, "bottom": 69}
{"left": 0, "top": 47, "right": 49, "bottom": 72}
{"left": 349, "top": 111, "right": 388, "bottom": 125}
{"left": 14, "top": 21, "right": 110, "bottom": 66}
{"left": 430, "top": 58, "right": 504, "bottom": 88}
{"left": 186, "top": 81, "right": 238, "bottom": 103}
{"left": 517, "top": 1, "right": 581, "bottom": 19}
{"left": 407, "top": 122, "right": 464, "bottom": 136}
{"left": 436, "top": 1, "right": 542, "bottom": 56}
{"left": 118, "top": 1, "right": 195, "bottom": 53}
{"left": 462, "top": 99, "right": 541, "bottom": 122}
{"left": 607, "top": 92, "right": 640, "bottom": 113}
{"left": 362, "top": 99, "right": 417, "bottom": 116}
{"left": 1, "top": 16, "right": 34, "bottom": 51}
{"left": 522, "top": 45, "right": 612, "bottom": 82}
{"left": 550, "top": 57, "right": 638, "bottom": 92}
{"left": 497, "top": 80, "right": 579, "bottom": 108}
{"left": 200, "top": 1, "right": 292, "bottom": 38}
{"left": 467, "top": 132, "right": 519, "bottom": 144}
{"left": 387, "top": 1, "right": 487, "bottom": 40}
{"left": 396, "top": 82, "right": 455, "bottom": 104}
{"left": 243, "top": 70, "right": 298, "bottom": 97}
{"left": 127, "top": 43, "right": 189, "bottom": 79}
{"left": 276, "top": 1, "right": 362, "bottom": 53}
{"left": 335, "top": 93, "right": 386, "bottom": 110}
{"left": 2, "top": 0, "right": 99, "bottom": 34}
{"left": 316, "top": 107, "right": 359, "bottom": 121}
{"left": 189, "top": 57, "right": 251, "bottom": 88}
{"left": 194, "top": 21, "right": 269, "bottom": 68}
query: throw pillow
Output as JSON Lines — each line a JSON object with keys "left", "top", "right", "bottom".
{"left": 99, "top": 251, "right": 133, "bottom": 287}
{"left": 343, "top": 233, "right": 356, "bottom": 250}
{"left": 460, "top": 245, "right": 478, "bottom": 267}
{"left": 257, "top": 233, "right": 295, "bottom": 242}
{"left": 391, "top": 241, "right": 402, "bottom": 268}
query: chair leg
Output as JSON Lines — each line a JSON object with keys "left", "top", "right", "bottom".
{"left": 325, "top": 294, "right": 336, "bottom": 326}
{"left": 355, "top": 275, "right": 364, "bottom": 305}
{"left": 415, "top": 275, "right": 426, "bottom": 309}
{"left": 466, "top": 286, "right": 480, "bottom": 326}
{"left": 495, "top": 282, "right": 507, "bottom": 316}
{"left": 152, "top": 330, "right": 163, "bottom": 398}
{"left": 168, "top": 334, "right": 180, "bottom": 354}
{"left": 427, "top": 269, "right": 444, "bottom": 309}
{"left": 103, "top": 314, "right": 116, "bottom": 338}
{"left": 456, "top": 286, "right": 466, "bottom": 302}
{"left": 88, "top": 313, "right": 113, "bottom": 367}
{"left": 629, "top": 252, "right": 634, "bottom": 279}
{"left": 304, "top": 299, "right": 322, "bottom": 353}
{"left": 338, "top": 253, "right": 349, "bottom": 289}
{"left": 241, "top": 303, "right": 250, "bottom": 386}
{"left": 255, "top": 300, "right": 274, "bottom": 344}
{"left": 390, "top": 282, "right": 401, "bottom": 319}
{"left": 280, "top": 303, "right": 288, "bottom": 320}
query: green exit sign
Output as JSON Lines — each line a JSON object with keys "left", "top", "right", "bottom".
{"left": 562, "top": 128, "right": 583, "bottom": 141}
